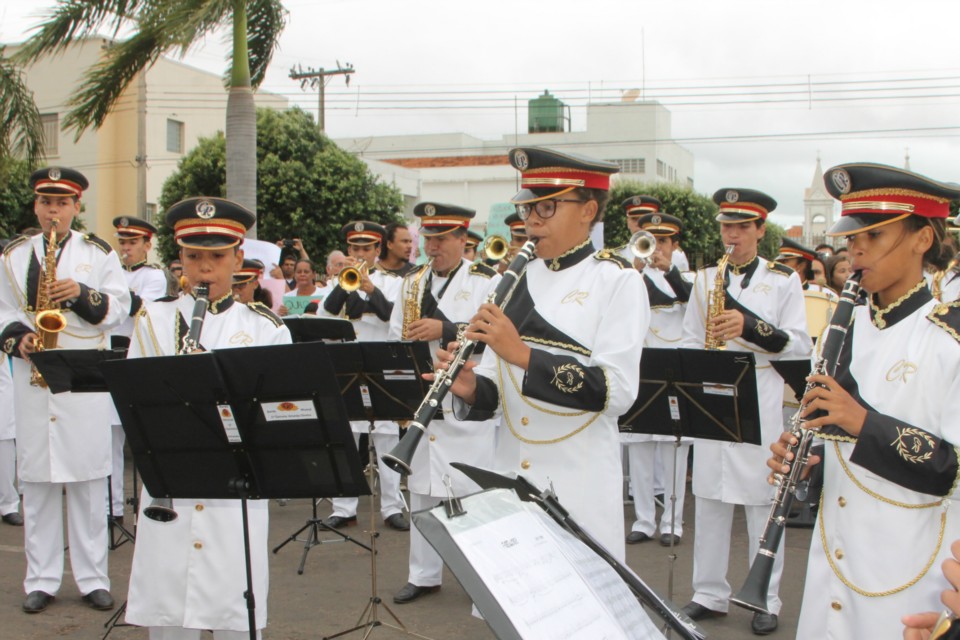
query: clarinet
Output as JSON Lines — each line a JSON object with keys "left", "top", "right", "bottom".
{"left": 731, "top": 272, "right": 862, "bottom": 614}
{"left": 381, "top": 240, "right": 537, "bottom": 474}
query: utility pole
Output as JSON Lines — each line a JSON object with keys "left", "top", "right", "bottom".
{"left": 289, "top": 62, "right": 355, "bottom": 132}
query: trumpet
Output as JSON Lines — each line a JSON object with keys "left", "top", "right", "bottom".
{"left": 481, "top": 235, "right": 509, "bottom": 262}
{"left": 628, "top": 230, "right": 657, "bottom": 260}
{"left": 337, "top": 261, "right": 369, "bottom": 292}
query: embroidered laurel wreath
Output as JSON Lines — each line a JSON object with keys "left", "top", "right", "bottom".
{"left": 551, "top": 363, "right": 584, "bottom": 394}
{"left": 892, "top": 426, "right": 935, "bottom": 464}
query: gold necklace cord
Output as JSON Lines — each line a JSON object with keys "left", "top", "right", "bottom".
{"left": 833, "top": 442, "right": 943, "bottom": 509}
{"left": 818, "top": 491, "right": 946, "bottom": 597}
{"left": 497, "top": 355, "right": 601, "bottom": 444}
{"left": 870, "top": 279, "right": 927, "bottom": 328}
{"left": 503, "top": 354, "right": 588, "bottom": 417}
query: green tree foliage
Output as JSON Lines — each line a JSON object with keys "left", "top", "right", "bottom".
{"left": 156, "top": 107, "right": 404, "bottom": 262}
{"left": 0, "top": 159, "right": 36, "bottom": 237}
{"left": 605, "top": 181, "right": 787, "bottom": 269}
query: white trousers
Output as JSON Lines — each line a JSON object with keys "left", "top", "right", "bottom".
{"left": 690, "top": 496, "right": 783, "bottom": 615}
{"left": 331, "top": 431, "right": 404, "bottom": 519}
{"left": 625, "top": 441, "right": 689, "bottom": 538}
{"left": 0, "top": 438, "right": 20, "bottom": 515}
{"left": 109, "top": 424, "right": 125, "bottom": 516}
{"left": 407, "top": 492, "right": 443, "bottom": 587}
{"left": 149, "top": 627, "right": 261, "bottom": 640}
{"left": 23, "top": 479, "right": 109, "bottom": 595}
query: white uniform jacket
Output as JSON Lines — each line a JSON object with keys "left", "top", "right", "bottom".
{"left": 681, "top": 257, "right": 811, "bottom": 505}
{"left": 116, "top": 261, "right": 169, "bottom": 338}
{"left": 0, "top": 230, "right": 129, "bottom": 483}
{"left": 798, "top": 284, "right": 960, "bottom": 639}
{"left": 125, "top": 293, "right": 291, "bottom": 631}
{"left": 0, "top": 355, "right": 14, "bottom": 441}
{"left": 388, "top": 258, "right": 501, "bottom": 498}
{"left": 324, "top": 264, "right": 404, "bottom": 436}
{"left": 621, "top": 266, "right": 691, "bottom": 444}
{"left": 461, "top": 242, "right": 648, "bottom": 560}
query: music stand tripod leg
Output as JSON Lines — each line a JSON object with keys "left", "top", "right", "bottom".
{"left": 272, "top": 498, "right": 374, "bottom": 575}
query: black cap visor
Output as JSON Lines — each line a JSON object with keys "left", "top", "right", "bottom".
{"left": 826, "top": 212, "right": 911, "bottom": 237}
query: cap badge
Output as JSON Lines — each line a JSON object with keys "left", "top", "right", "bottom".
{"left": 831, "top": 169, "right": 852, "bottom": 195}
{"left": 725, "top": 190, "right": 739, "bottom": 203}
{"left": 513, "top": 149, "right": 529, "bottom": 171}
{"left": 424, "top": 204, "right": 436, "bottom": 217}
{"left": 48, "top": 168, "right": 61, "bottom": 181}
{"left": 196, "top": 200, "right": 216, "bottom": 219}
{"left": 119, "top": 217, "right": 129, "bottom": 228}
{"left": 354, "top": 222, "right": 364, "bottom": 232}
{"left": 651, "top": 215, "right": 662, "bottom": 225}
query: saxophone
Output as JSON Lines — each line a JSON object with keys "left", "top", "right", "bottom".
{"left": 30, "top": 220, "right": 68, "bottom": 387}
{"left": 704, "top": 245, "right": 734, "bottom": 351}
{"left": 401, "top": 258, "right": 434, "bottom": 340}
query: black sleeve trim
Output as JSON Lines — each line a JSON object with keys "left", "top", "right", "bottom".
{"left": 725, "top": 294, "right": 789, "bottom": 353}
{"left": 67, "top": 282, "right": 109, "bottom": 325}
{"left": 663, "top": 266, "right": 692, "bottom": 303}
{"left": 129, "top": 292, "right": 143, "bottom": 317}
{"left": 323, "top": 286, "right": 349, "bottom": 316}
{"left": 521, "top": 349, "right": 606, "bottom": 411}
{"left": 850, "top": 412, "right": 959, "bottom": 497}
{"left": 454, "top": 373, "right": 500, "bottom": 421}
{"left": 365, "top": 287, "right": 394, "bottom": 322}
{"left": 0, "top": 322, "right": 33, "bottom": 358}
{"left": 441, "top": 321, "right": 461, "bottom": 349}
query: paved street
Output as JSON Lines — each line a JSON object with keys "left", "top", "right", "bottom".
{"left": 0, "top": 474, "right": 811, "bottom": 639}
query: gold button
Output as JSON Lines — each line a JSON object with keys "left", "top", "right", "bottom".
{"left": 831, "top": 601, "right": 842, "bottom": 611}
{"left": 838, "top": 496, "right": 847, "bottom": 507}
{"left": 50, "top": 417, "right": 57, "bottom": 423}
{"left": 195, "top": 504, "right": 204, "bottom": 512}
{"left": 193, "top": 542, "right": 202, "bottom": 550}
{"left": 521, "top": 417, "right": 529, "bottom": 426}
{"left": 429, "top": 435, "right": 436, "bottom": 442}
{"left": 520, "top": 460, "right": 531, "bottom": 470}
{"left": 835, "top": 549, "right": 844, "bottom": 560}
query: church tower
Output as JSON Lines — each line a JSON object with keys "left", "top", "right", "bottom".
{"left": 803, "top": 155, "right": 834, "bottom": 244}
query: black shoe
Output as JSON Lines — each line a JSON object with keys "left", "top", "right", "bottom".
{"left": 2, "top": 511, "right": 23, "bottom": 526}
{"left": 681, "top": 602, "right": 727, "bottom": 621}
{"left": 626, "top": 531, "right": 652, "bottom": 544}
{"left": 659, "top": 533, "right": 681, "bottom": 546}
{"left": 752, "top": 612, "right": 778, "bottom": 635}
{"left": 82, "top": 589, "right": 114, "bottom": 611}
{"left": 323, "top": 515, "right": 357, "bottom": 529}
{"left": 393, "top": 583, "right": 440, "bottom": 604}
{"left": 22, "top": 591, "right": 54, "bottom": 613}
{"left": 384, "top": 513, "right": 410, "bottom": 531}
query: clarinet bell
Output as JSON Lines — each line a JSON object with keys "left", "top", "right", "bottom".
{"left": 143, "top": 497, "right": 178, "bottom": 522}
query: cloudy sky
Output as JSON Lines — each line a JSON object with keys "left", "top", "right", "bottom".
{"left": 3, "top": 0, "right": 960, "bottom": 227}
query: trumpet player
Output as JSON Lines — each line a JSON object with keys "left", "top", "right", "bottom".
{"left": 323, "top": 221, "right": 409, "bottom": 532}
{"left": 679, "top": 188, "right": 811, "bottom": 635}
{"left": 767, "top": 164, "right": 960, "bottom": 640}
{"left": 619, "top": 201, "right": 693, "bottom": 547}
{"left": 387, "top": 202, "right": 501, "bottom": 604}
{"left": 0, "top": 167, "right": 130, "bottom": 614}
{"left": 463, "top": 229, "right": 483, "bottom": 262}
{"left": 125, "top": 198, "right": 290, "bottom": 639}
{"left": 495, "top": 211, "right": 528, "bottom": 274}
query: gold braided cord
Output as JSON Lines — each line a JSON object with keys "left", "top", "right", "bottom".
{"left": 833, "top": 442, "right": 942, "bottom": 509}
{"left": 818, "top": 490, "right": 947, "bottom": 597}
{"left": 842, "top": 188, "right": 951, "bottom": 204}
{"left": 497, "top": 355, "right": 601, "bottom": 444}
{"left": 869, "top": 279, "right": 927, "bottom": 329}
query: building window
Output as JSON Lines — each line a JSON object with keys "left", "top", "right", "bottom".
{"left": 166, "top": 119, "right": 184, "bottom": 153}
{"left": 656, "top": 159, "right": 666, "bottom": 178}
{"left": 40, "top": 113, "right": 59, "bottom": 156}
{"left": 610, "top": 158, "right": 645, "bottom": 174}
{"left": 145, "top": 203, "right": 158, "bottom": 226}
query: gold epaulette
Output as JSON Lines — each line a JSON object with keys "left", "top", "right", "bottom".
{"left": 593, "top": 249, "right": 631, "bottom": 269}
{"left": 766, "top": 260, "right": 794, "bottom": 277}
{"left": 246, "top": 301, "right": 284, "bottom": 328}
{"left": 83, "top": 233, "right": 112, "bottom": 255}
{"left": 469, "top": 262, "right": 497, "bottom": 278}
{"left": 928, "top": 301, "right": 960, "bottom": 345}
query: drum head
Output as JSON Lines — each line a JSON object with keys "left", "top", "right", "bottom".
{"left": 804, "top": 291, "right": 838, "bottom": 340}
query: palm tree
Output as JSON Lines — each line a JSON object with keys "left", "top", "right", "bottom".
{"left": 0, "top": 46, "right": 45, "bottom": 167}
{"left": 14, "top": 0, "right": 288, "bottom": 236}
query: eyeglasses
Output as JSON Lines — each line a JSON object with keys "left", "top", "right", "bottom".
{"left": 516, "top": 198, "right": 587, "bottom": 221}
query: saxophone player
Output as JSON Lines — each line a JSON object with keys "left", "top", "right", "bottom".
{"left": 679, "top": 188, "right": 811, "bottom": 635}
{"left": 387, "top": 203, "right": 501, "bottom": 605}
{"left": 0, "top": 167, "right": 130, "bottom": 614}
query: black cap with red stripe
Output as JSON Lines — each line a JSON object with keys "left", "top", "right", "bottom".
{"left": 30, "top": 167, "right": 88, "bottom": 198}
{"left": 113, "top": 216, "right": 157, "bottom": 239}
{"left": 414, "top": 202, "right": 475, "bottom": 237}
{"left": 777, "top": 237, "right": 817, "bottom": 263}
{"left": 166, "top": 197, "right": 255, "bottom": 249}
{"left": 340, "top": 221, "right": 385, "bottom": 246}
{"left": 713, "top": 188, "right": 777, "bottom": 223}
{"left": 509, "top": 147, "right": 619, "bottom": 204}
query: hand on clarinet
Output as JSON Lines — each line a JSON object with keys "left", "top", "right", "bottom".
{"left": 767, "top": 430, "right": 821, "bottom": 483}
{"left": 464, "top": 302, "right": 531, "bottom": 370}
{"left": 903, "top": 539, "right": 960, "bottom": 639}
{"left": 427, "top": 341, "right": 478, "bottom": 404}
{"left": 799, "top": 373, "right": 867, "bottom": 437}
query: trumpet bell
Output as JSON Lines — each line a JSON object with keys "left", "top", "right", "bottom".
{"left": 629, "top": 230, "right": 657, "bottom": 260}
{"left": 482, "top": 235, "right": 509, "bottom": 262}
{"left": 338, "top": 267, "right": 362, "bottom": 292}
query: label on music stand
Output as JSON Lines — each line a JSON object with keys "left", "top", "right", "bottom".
{"left": 261, "top": 400, "right": 318, "bottom": 422}
{"left": 359, "top": 384, "right": 373, "bottom": 408}
{"left": 383, "top": 369, "right": 417, "bottom": 381}
{"left": 703, "top": 383, "right": 735, "bottom": 397}
{"left": 668, "top": 396, "right": 680, "bottom": 421}
{"left": 217, "top": 404, "right": 242, "bottom": 443}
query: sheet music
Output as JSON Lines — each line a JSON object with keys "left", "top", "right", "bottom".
{"left": 435, "top": 489, "right": 664, "bottom": 640}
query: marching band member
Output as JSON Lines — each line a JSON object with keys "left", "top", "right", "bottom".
{"left": 108, "top": 216, "right": 168, "bottom": 523}
{"left": 0, "top": 167, "right": 130, "bottom": 613}
{"left": 463, "top": 229, "right": 483, "bottom": 262}
{"left": 777, "top": 237, "right": 838, "bottom": 299}
{"left": 125, "top": 197, "right": 290, "bottom": 639}
{"left": 323, "top": 222, "right": 408, "bottom": 532}
{"left": 680, "top": 188, "right": 811, "bottom": 635}
{"left": 768, "top": 163, "right": 960, "bottom": 639}
{"left": 619, "top": 200, "right": 693, "bottom": 547}
{"left": 231, "top": 259, "right": 268, "bottom": 306}
{"left": 448, "top": 147, "right": 648, "bottom": 562}
{"left": 387, "top": 203, "right": 500, "bottom": 604}
{"left": 496, "top": 211, "right": 528, "bottom": 274}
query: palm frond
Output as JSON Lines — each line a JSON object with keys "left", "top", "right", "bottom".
{"left": 0, "top": 47, "right": 45, "bottom": 165}
{"left": 14, "top": 0, "right": 148, "bottom": 64}
{"left": 245, "top": 0, "right": 287, "bottom": 88}
{"left": 141, "top": 0, "right": 233, "bottom": 54}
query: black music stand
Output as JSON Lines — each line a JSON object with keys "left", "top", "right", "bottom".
{"left": 321, "top": 340, "right": 434, "bottom": 640}
{"left": 284, "top": 317, "right": 356, "bottom": 343}
{"left": 102, "top": 342, "right": 369, "bottom": 640}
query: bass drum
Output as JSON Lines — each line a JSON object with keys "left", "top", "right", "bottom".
{"left": 804, "top": 291, "right": 838, "bottom": 342}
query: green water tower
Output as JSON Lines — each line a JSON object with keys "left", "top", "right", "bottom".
{"left": 528, "top": 90, "right": 567, "bottom": 133}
